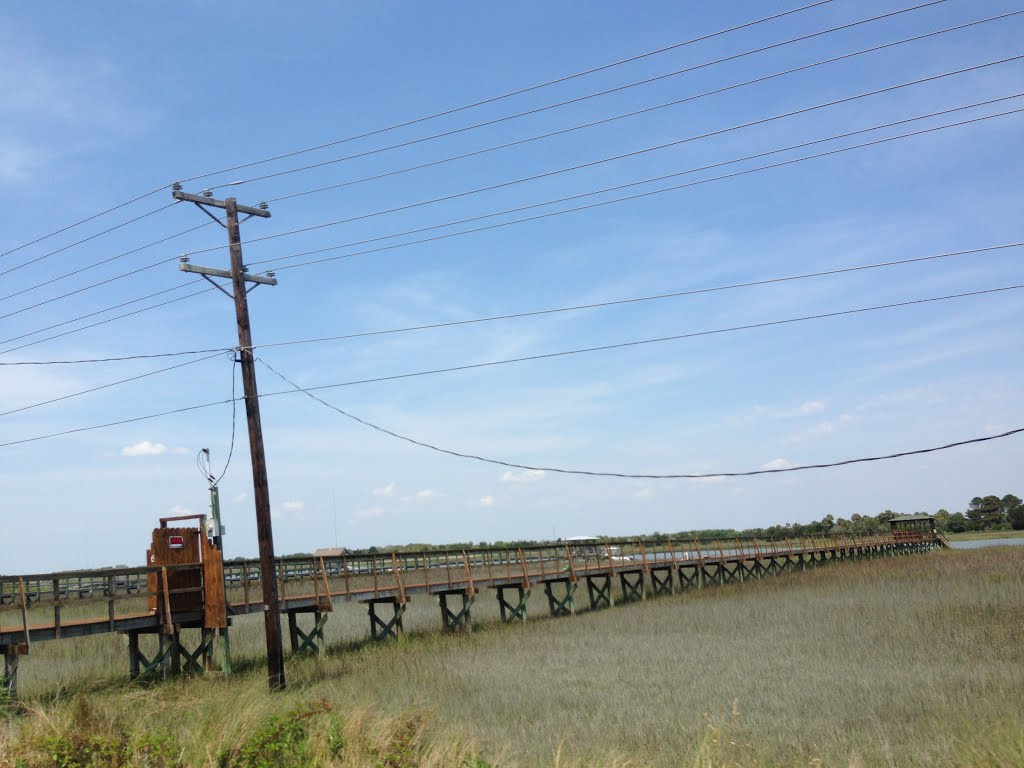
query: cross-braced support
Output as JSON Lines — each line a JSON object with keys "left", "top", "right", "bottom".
{"left": 287, "top": 609, "right": 329, "bottom": 655}
{"left": 650, "top": 567, "right": 674, "bottom": 596}
{"left": 495, "top": 585, "right": 530, "bottom": 623}
{"left": 543, "top": 578, "right": 576, "bottom": 617}
{"left": 701, "top": 562, "right": 725, "bottom": 586}
{"left": 128, "top": 629, "right": 216, "bottom": 680}
{"left": 722, "top": 562, "right": 742, "bottom": 585}
{"left": 438, "top": 590, "right": 474, "bottom": 632}
{"left": 741, "top": 557, "right": 765, "bottom": 581}
{"left": 586, "top": 575, "right": 614, "bottom": 609}
{"left": 677, "top": 565, "right": 700, "bottom": 590}
{"left": 364, "top": 598, "right": 406, "bottom": 641}
{"left": 619, "top": 571, "right": 646, "bottom": 602}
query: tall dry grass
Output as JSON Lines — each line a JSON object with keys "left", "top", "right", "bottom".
{"left": 2, "top": 547, "right": 1023, "bottom": 767}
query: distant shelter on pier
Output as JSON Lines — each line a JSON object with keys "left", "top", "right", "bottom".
{"left": 888, "top": 514, "right": 936, "bottom": 534}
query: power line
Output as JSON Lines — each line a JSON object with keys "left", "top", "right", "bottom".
{"left": 216, "top": 0, "right": 949, "bottom": 193}
{"left": 0, "top": 285, "right": 213, "bottom": 354}
{"left": 186, "top": 55, "right": 1023, "bottom": 258}
{"left": 3, "top": 282, "right": 1020, "bottom": 449}
{"left": 263, "top": 9, "right": 1023, "bottom": 206}
{"left": 0, "top": 185, "right": 168, "bottom": 262}
{"left": 259, "top": 99, "right": 1024, "bottom": 273}
{"left": 0, "top": 283, "right": 211, "bottom": 351}
{"left": 0, "top": 256, "right": 183, "bottom": 323}
{"left": 251, "top": 284, "right": 1024, "bottom": 395}
{"left": 0, "top": 1, "right": 835, "bottom": 264}
{"left": 3, "top": 96, "right": 1018, "bottom": 355}
{"left": 0, "top": 399, "right": 233, "bottom": 449}
{"left": 4, "top": 240, "right": 1019, "bottom": 365}
{"left": 184, "top": 0, "right": 839, "bottom": 186}
{"left": 0, "top": 220, "right": 213, "bottom": 306}
{"left": 10, "top": 60, "right": 1012, "bottom": 329}
{"left": 0, "top": 202, "right": 179, "bottom": 278}
{"left": 250, "top": 243, "right": 1024, "bottom": 351}
{"left": 212, "top": 357, "right": 240, "bottom": 487}
{"left": 0, "top": 351, "right": 227, "bottom": 418}
{"left": 257, "top": 357, "right": 1024, "bottom": 479}
{"left": 0, "top": 347, "right": 232, "bottom": 366}
{"left": 5, "top": 1, "right": 972, "bottom": 309}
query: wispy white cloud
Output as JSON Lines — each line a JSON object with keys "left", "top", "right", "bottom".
{"left": 121, "top": 441, "right": 167, "bottom": 457}
{"left": 635, "top": 487, "right": 653, "bottom": 499}
{"left": 169, "top": 504, "right": 191, "bottom": 516}
{"left": 232, "top": 493, "right": 248, "bottom": 504}
{"left": 372, "top": 482, "right": 396, "bottom": 497}
{"left": 479, "top": 495, "right": 495, "bottom": 508}
{"left": 281, "top": 500, "right": 304, "bottom": 513}
{"left": 761, "top": 458, "right": 793, "bottom": 471}
{"left": 416, "top": 489, "right": 435, "bottom": 499}
{"left": 356, "top": 507, "right": 384, "bottom": 519}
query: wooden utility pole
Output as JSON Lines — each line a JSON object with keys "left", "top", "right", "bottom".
{"left": 172, "top": 186, "right": 285, "bottom": 690}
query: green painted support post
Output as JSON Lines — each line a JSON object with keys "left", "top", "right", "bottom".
{"left": 366, "top": 599, "right": 406, "bottom": 641}
{"left": 439, "top": 591, "right": 474, "bottom": 632}
{"left": 586, "top": 575, "right": 613, "bottom": 609}
{"left": 619, "top": 571, "right": 645, "bottom": 603}
{"left": 650, "top": 567, "right": 674, "bottom": 596}
{"left": 496, "top": 586, "right": 530, "bottom": 622}
{"left": 543, "top": 579, "right": 576, "bottom": 617}
{"left": 677, "top": 566, "right": 699, "bottom": 590}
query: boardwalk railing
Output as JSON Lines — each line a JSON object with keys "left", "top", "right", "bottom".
{"left": 1, "top": 530, "right": 942, "bottom": 696}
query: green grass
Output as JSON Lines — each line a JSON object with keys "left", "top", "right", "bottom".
{"left": 3, "top": 547, "right": 1023, "bottom": 767}
{"left": 944, "top": 529, "right": 1024, "bottom": 541}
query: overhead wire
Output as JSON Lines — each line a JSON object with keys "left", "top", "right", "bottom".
{"left": 3, "top": 281, "right": 1020, "bottom": 449}
{"left": 0, "top": 219, "right": 215, "bottom": 306}
{"left": 247, "top": 242, "right": 1024, "bottom": 351}
{"left": 0, "top": 1, "right": 836, "bottom": 262}
{"left": 0, "top": 283, "right": 213, "bottom": 351}
{"left": 212, "top": 357, "right": 239, "bottom": 487}
{"left": 0, "top": 347, "right": 233, "bottom": 366}
{"left": 257, "top": 358, "right": 1024, "bottom": 480}
{"left": 0, "top": 185, "right": 169, "bottom": 262}
{"left": 3, "top": 95, "right": 1019, "bottom": 354}
{"left": 264, "top": 8, "right": 1022, "bottom": 206}
{"left": 249, "top": 284, "right": 1024, "bottom": 395}
{"left": 0, "top": 351, "right": 227, "bottom": 418}
{"left": 257, "top": 97, "right": 1024, "bottom": 272}
{"left": 0, "top": 285, "right": 214, "bottom": 355}
{"left": 212, "top": 0, "right": 949, "bottom": 193}
{"left": 186, "top": 55, "right": 1024, "bottom": 258}
{"left": 185, "top": 0, "right": 840, "bottom": 185}
{"left": 5, "top": 10, "right": 1013, "bottom": 316}
{"left": 3, "top": 240, "right": 1019, "bottom": 364}
{"left": 9, "top": 50, "right": 1011, "bottom": 327}
{"left": 0, "top": 202, "right": 180, "bottom": 278}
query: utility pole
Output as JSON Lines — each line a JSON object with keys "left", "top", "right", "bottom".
{"left": 172, "top": 186, "right": 285, "bottom": 690}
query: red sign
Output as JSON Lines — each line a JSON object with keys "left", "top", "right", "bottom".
{"left": 168, "top": 535, "right": 185, "bottom": 550}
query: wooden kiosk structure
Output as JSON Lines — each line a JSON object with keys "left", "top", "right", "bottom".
{"left": 130, "top": 513, "right": 230, "bottom": 679}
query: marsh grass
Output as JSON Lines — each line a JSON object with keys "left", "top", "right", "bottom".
{"left": 3, "top": 547, "right": 1022, "bottom": 767}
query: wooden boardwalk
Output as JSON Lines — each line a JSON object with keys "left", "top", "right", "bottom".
{"left": 1, "top": 531, "right": 943, "bottom": 696}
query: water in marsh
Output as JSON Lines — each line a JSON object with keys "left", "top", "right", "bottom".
{"left": 949, "top": 537, "right": 1024, "bottom": 549}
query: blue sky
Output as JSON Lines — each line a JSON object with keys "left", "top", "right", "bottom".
{"left": 1, "top": 1, "right": 1022, "bottom": 573}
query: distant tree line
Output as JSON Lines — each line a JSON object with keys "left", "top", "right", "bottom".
{"left": 276, "top": 493, "right": 1023, "bottom": 557}
{"left": 649, "top": 493, "right": 1023, "bottom": 540}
